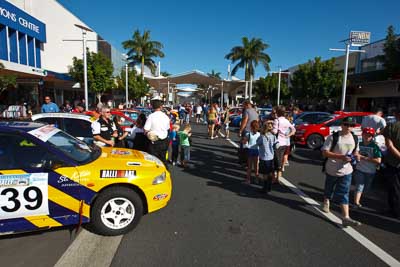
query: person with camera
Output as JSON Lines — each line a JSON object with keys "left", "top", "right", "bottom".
{"left": 321, "top": 117, "right": 361, "bottom": 227}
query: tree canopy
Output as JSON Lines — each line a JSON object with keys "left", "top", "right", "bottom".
{"left": 290, "top": 57, "right": 342, "bottom": 100}
{"left": 115, "top": 68, "right": 150, "bottom": 100}
{"left": 225, "top": 37, "right": 271, "bottom": 81}
{"left": 207, "top": 70, "right": 221, "bottom": 79}
{"left": 254, "top": 74, "right": 289, "bottom": 105}
{"left": 0, "top": 63, "right": 16, "bottom": 95}
{"left": 69, "top": 51, "right": 114, "bottom": 103}
{"left": 383, "top": 25, "right": 400, "bottom": 78}
{"left": 122, "top": 29, "right": 165, "bottom": 76}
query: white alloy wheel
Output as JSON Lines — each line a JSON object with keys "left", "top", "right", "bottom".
{"left": 100, "top": 197, "right": 135, "bottom": 230}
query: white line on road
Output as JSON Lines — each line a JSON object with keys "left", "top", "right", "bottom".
{"left": 55, "top": 229, "right": 123, "bottom": 267}
{"left": 225, "top": 138, "right": 400, "bottom": 266}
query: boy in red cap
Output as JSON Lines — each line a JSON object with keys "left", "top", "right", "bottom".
{"left": 353, "top": 127, "right": 382, "bottom": 208}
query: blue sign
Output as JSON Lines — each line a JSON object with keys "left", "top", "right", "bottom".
{"left": 0, "top": 0, "right": 46, "bottom": 42}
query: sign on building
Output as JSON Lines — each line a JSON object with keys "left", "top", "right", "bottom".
{"left": 350, "top": 31, "right": 371, "bottom": 47}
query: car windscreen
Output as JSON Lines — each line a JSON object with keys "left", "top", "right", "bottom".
{"left": 46, "top": 131, "right": 100, "bottom": 163}
{"left": 124, "top": 112, "right": 138, "bottom": 121}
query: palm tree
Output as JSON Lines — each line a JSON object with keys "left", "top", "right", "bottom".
{"left": 225, "top": 37, "right": 271, "bottom": 81}
{"left": 122, "top": 29, "right": 165, "bottom": 76}
{"left": 207, "top": 69, "right": 221, "bottom": 79}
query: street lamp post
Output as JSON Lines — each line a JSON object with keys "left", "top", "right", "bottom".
{"left": 125, "top": 62, "right": 129, "bottom": 108}
{"left": 330, "top": 44, "right": 364, "bottom": 110}
{"left": 82, "top": 30, "right": 89, "bottom": 111}
{"left": 271, "top": 67, "right": 290, "bottom": 106}
{"left": 330, "top": 31, "right": 369, "bottom": 110}
{"left": 160, "top": 82, "right": 176, "bottom": 106}
{"left": 63, "top": 24, "right": 95, "bottom": 111}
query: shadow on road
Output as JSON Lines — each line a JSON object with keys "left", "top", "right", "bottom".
{"left": 180, "top": 122, "right": 335, "bottom": 226}
{"left": 182, "top": 121, "right": 400, "bottom": 235}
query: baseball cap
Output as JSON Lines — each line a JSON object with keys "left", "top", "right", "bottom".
{"left": 362, "top": 127, "right": 375, "bottom": 136}
{"left": 151, "top": 95, "right": 162, "bottom": 101}
{"left": 342, "top": 117, "right": 356, "bottom": 126}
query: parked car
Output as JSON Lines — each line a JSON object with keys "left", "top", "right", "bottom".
{"left": 0, "top": 121, "right": 171, "bottom": 236}
{"left": 258, "top": 107, "right": 272, "bottom": 123}
{"left": 31, "top": 113, "right": 94, "bottom": 145}
{"left": 117, "top": 109, "right": 140, "bottom": 121}
{"left": 110, "top": 110, "right": 137, "bottom": 131}
{"left": 230, "top": 114, "right": 242, "bottom": 127}
{"left": 228, "top": 107, "right": 243, "bottom": 117}
{"left": 134, "top": 107, "right": 152, "bottom": 117}
{"left": 293, "top": 111, "right": 331, "bottom": 125}
{"left": 295, "top": 112, "right": 373, "bottom": 149}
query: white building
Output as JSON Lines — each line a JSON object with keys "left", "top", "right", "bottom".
{"left": 0, "top": 0, "right": 125, "bottom": 111}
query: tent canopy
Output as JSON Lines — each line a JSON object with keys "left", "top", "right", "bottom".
{"left": 146, "top": 70, "right": 246, "bottom": 96}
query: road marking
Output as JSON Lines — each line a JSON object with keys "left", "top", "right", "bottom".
{"left": 55, "top": 229, "right": 122, "bottom": 267}
{"left": 226, "top": 138, "right": 400, "bottom": 266}
{"left": 218, "top": 132, "right": 239, "bottom": 148}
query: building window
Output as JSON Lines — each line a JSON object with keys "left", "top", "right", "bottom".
{"left": 0, "top": 25, "right": 7, "bottom": 60}
{"left": 8, "top": 28, "right": 18, "bottom": 63}
{"left": 18, "top": 32, "right": 27, "bottom": 65}
{"left": 35, "top": 40, "right": 41, "bottom": 68}
{"left": 27, "top": 36, "right": 35, "bottom": 67}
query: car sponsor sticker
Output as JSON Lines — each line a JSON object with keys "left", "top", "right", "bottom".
{"left": 0, "top": 173, "right": 49, "bottom": 220}
{"left": 127, "top": 162, "right": 141, "bottom": 166}
{"left": 28, "top": 125, "right": 60, "bottom": 142}
{"left": 111, "top": 149, "right": 132, "bottom": 155}
{"left": 153, "top": 193, "right": 168, "bottom": 201}
{"left": 100, "top": 170, "right": 136, "bottom": 178}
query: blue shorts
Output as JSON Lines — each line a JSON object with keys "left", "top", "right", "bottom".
{"left": 324, "top": 173, "right": 352, "bottom": 205}
{"left": 248, "top": 149, "right": 259, "bottom": 157}
{"left": 259, "top": 159, "right": 274, "bottom": 174}
{"left": 353, "top": 170, "right": 375, "bottom": 193}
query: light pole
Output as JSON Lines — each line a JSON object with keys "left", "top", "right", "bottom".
{"left": 271, "top": 67, "right": 290, "bottom": 106}
{"left": 330, "top": 31, "right": 369, "bottom": 110}
{"left": 160, "top": 82, "right": 176, "bottom": 106}
{"left": 63, "top": 24, "right": 95, "bottom": 111}
{"left": 125, "top": 63, "right": 129, "bottom": 107}
{"left": 214, "top": 82, "right": 224, "bottom": 107}
{"left": 123, "top": 54, "right": 129, "bottom": 108}
{"left": 249, "top": 76, "right": 253, "bottom": 102}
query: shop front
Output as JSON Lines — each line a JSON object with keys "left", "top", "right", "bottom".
{"left": 0, "top": 0, "right": 47, "bottom": 113}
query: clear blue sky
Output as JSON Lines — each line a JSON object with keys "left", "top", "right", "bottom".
{"left": 58, "top": 0, "right": 400, "bottom": 79}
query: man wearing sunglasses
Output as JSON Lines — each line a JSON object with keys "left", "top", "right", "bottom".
{"left": 321, "top": 117, "right": 361, "bottom": 227}
{"left": 91, "top": 107, "right": 118, "bottom": 147}
{"left": 41, "top": 96, "right": 59, "bottom": 113}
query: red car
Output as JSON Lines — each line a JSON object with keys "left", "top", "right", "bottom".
{"left": 111, "top": 110, "right": 138, "bottom": 130}
{"left": 295, "top": 111, "right": 373, "bottom": 149}
{"left": 85, "top": 109, "right": 137, "bottom": 131}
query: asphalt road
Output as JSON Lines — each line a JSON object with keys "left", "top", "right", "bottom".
{"left": 111, "top": 122, "right": 399, "bottom": 266}
{"left": 0, "top": 121, "right": 399, "bottom": 267}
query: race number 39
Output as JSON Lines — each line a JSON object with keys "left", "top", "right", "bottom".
{"left": 0, "top": 173, "right": 49, "bottom": 220}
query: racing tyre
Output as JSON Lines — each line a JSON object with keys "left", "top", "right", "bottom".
{"left": 306, "top": 134, "right": 324, "bottom": 150}
{"left": 90, "top": 187, "right": 143, "bottom": 236}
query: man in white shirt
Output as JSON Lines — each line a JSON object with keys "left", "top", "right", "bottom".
{"left": 195, "top": 104, "right": 202, "bottom": 123}
{"left": 361, "top": 108, "right": 387, "bottom": 134}
{"left": 91, "top": 107, "right": 118, "bottom": 147}
{"left": 144, "top": 96, "right": 170, "bottom": 166}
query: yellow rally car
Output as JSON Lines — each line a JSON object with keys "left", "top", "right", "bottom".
{"left": 0, "top": 122, "right": 171, "bottom": 236}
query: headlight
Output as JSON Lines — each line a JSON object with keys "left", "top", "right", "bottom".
{"left": 152, "top": 172, "right": 166, "bottom": 185}
{"left": 142, "top": 152, "right": 164, "bottom": 167}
